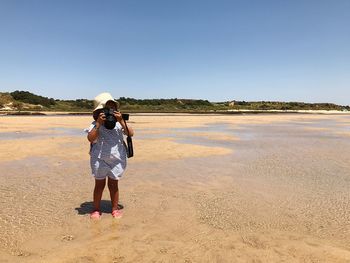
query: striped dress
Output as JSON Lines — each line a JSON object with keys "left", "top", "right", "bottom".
{"left": 86, "top": 121, "right": 127, "bottom": 180}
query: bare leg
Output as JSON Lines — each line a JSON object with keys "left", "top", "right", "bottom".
{"left": 93, "top": 178, "right": 106, "bottom": 211}
{"left": 108, "top": 177, "right": 119, "bottom": 211}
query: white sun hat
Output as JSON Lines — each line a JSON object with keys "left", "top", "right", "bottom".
{"left": 93, "top": 92, "right": 119, "bottom": 112}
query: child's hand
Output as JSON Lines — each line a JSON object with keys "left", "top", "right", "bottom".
{"left": 113, "top": 111, "right": 123, "bottom": 122}
{"left": 96, "top": 112, "right": 106, "bottom": 126}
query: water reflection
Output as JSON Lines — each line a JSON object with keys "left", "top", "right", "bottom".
{"left": 0, "top": 127, "right": 84, "bottom": 140}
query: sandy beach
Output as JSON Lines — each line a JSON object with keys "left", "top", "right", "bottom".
{"left": 0, "top": 114, "right": 350, "bottom": 262}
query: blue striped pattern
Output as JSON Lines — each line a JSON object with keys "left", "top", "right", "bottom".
{"left": 86, "top": 121, "right": 127, "bottom": 180}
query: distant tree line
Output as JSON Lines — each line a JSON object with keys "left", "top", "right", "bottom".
{"left": 1, "top": 91, "right": 349, "bottom": 112}
{"left": 54, "top": 99, "right": 94, "bottom": 110}
{"left": 118, "top": 97, "right": 212, "bottom": 110}
{"left": 8, "top": 91, "right": 93, "bottom": 110}
{"left": 10, "top": 91, "right": 56, "bottom": 107}
{"left": 230, "top": 101, "right": 349, "bottom": 111}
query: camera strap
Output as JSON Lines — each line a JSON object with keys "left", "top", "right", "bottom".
{"left": 123, "top": 119, "right": 134, "bottom": 158}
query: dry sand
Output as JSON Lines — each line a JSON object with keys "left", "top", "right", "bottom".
{"left": 0, "top": 114, "right": 350, "bottom": 262}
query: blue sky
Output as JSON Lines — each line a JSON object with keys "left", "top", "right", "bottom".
{"left": 0, "top": 0, "right": 349, "bottom": 105}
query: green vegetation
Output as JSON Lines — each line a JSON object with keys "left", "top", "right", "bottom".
{"left": 10, "top": 90, "right": 56, "bottom": 107}
{"left": 227, "top": 101, "right": 349, "bottom": 111}
{"left": 0, "top": 91, "right": 349, "bottom": 113}
{"left": 118, "top": 97, "right": 213, "bottom": 112}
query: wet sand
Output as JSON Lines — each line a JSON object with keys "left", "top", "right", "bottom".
{"left": 0, "top": 114, "right": 350, "bottom": 262}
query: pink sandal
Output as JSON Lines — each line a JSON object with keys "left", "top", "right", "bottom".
{"left": 112, "top": 209, "right": 123, "bottom": 218}
{"left": 90, "top": 210, "right": 101, "bottom": 220}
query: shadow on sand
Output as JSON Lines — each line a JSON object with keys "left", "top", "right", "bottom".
{"left": 75, "top": 200, "right": 124, "bottom": 215}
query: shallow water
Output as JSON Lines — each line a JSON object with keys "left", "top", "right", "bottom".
{"left": 135, "top": 117, "right": 350, "bottom": 247}
{"left": 138, "top": 116, "right": 350, "bottom": 147}
{"left": 0, "top": 115, "right": 350, "bottom": 262}
{"left": 0, "top": 127, "right": 84, "bottom": 140}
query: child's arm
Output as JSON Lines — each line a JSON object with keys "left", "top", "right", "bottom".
{"left": 120, "top": 119, "right": 134, "bottom": 137}
{"left": 87, "top": 112, "right": 105, "bottom": 142}
{"left": 114, "top": 112, "right": 134, "bottom": 137}
{"left": 87, "top": 123, "right": 100, "bottom": 143}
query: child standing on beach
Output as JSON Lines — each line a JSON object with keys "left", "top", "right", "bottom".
{"left": 86, "top": 92, "right": 134, "bottom": 219}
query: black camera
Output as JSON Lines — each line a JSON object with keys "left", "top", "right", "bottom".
{"left": 101, "top": 108, "right": 130, "bottom": 130}
{"left": 102, "top": 108, "right": 117, "bottom": 129}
